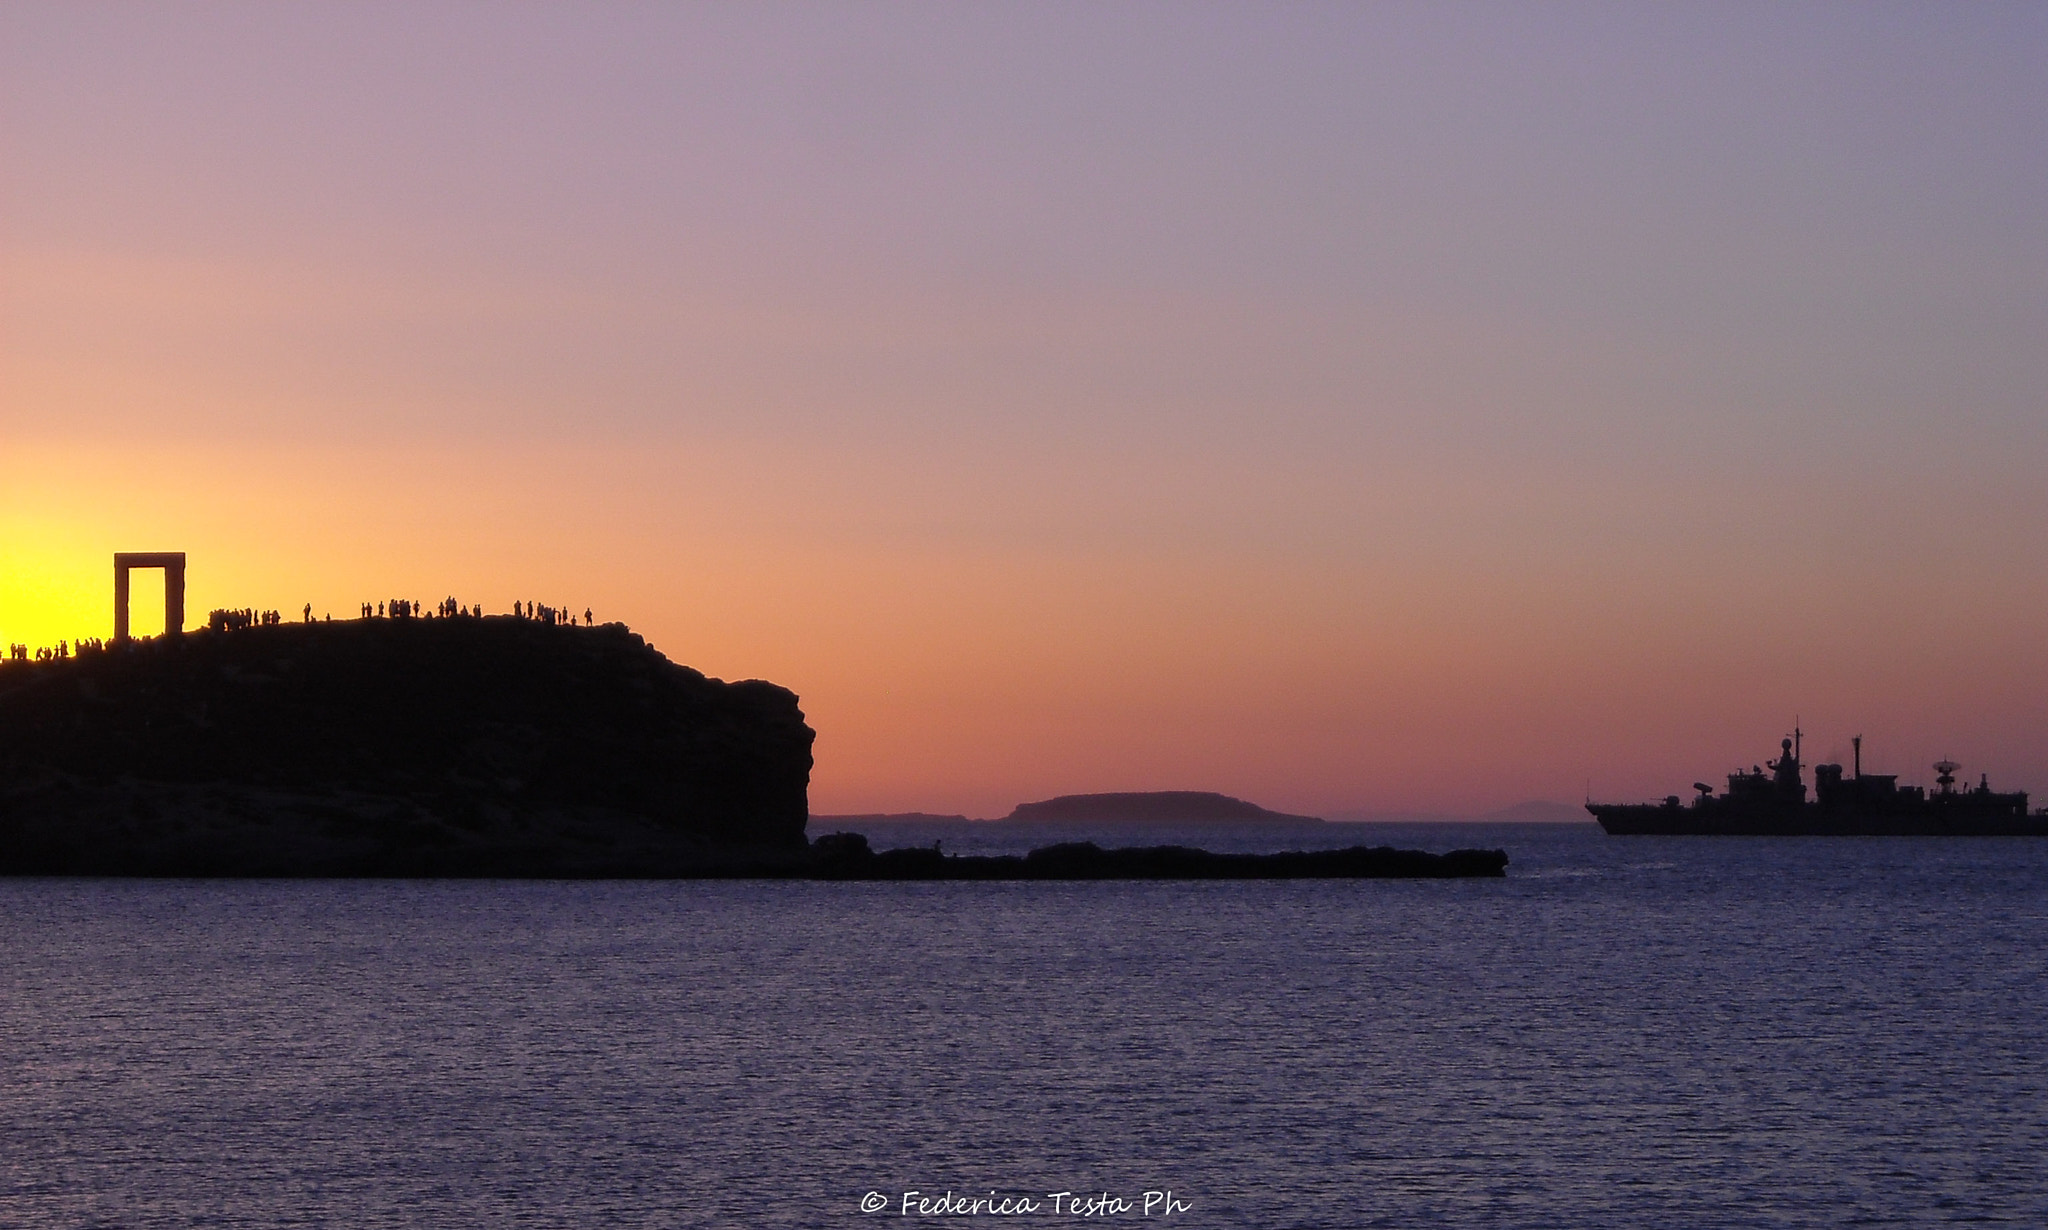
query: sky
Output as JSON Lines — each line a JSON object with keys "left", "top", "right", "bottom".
{"left": 4, "top": 3, "right": 2046, "bottom": 818}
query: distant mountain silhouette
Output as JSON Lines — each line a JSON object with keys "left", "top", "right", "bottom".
{"left": 999, "top": 791, "right": 1322, "bottom": 825}
{"left": 1482, "top": 800, "right": 1589, "bottom": 823}
{"left": 0, "top": 616, "right": 813, "bottom": 875}
{"left": 810, "top": 812, "right": 976, "bottom": 826}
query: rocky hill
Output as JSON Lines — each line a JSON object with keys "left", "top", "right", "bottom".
{"left": 0, "top": 617, "right": 813, "bottom": 875}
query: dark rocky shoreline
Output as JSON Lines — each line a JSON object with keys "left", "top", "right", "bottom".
{"left": 0, "top": 822, "right": 1509, "bottom": 879}
{"left": 808, "top": 833, "right": 1507, "bottom": 880}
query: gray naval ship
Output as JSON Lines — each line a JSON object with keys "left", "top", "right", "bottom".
{"left": 1588, "top": 729, "right": 2048, "bottom": 835}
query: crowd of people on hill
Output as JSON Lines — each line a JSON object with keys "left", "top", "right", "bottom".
{"left": 6, "top": 638, "right": 106, "bottom": 662}
{"left": 344, "top": 598, "right": 595, "bottom": 625}
{"left": 207, "top": 608, "right": 285, "bottom": 632}
{"left": 357, "top": 598, "right": 491, "bottom": 619}
{"left": 514, "top": 601, "right": 593, "bottom": 627}
{"left": 5, "top": 595, "right": 601, "bottom": 663}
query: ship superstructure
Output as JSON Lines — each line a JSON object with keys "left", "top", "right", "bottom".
{"left": 1588, "top": 729, "right": 2045, "bottom": 835}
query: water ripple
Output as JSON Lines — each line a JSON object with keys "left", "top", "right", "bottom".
{"left": 1, "top": 827, "right": 2045, "bottom": 1227}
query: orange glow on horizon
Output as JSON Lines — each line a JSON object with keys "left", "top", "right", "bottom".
{"left": 7, "top": 436, "right": 2048, "bottom": 820}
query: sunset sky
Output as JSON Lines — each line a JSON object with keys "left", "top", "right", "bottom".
{"left": 5, "top": 4, "right": 2046, "bottom": 818}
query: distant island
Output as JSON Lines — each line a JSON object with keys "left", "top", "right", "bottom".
{"left": 810, "top": 811, "right": 977, "bottom": 827}
{"left": 804, "top": 793, "right": 1505, "bottom": 877}
{"left": 818, "top": 795, "right": 1591, "bottom": 827}
{"left": 1000, "top": 791, "right": 1323, "bottom": 825}
{"left": 811, "top": 794, "right": 1322, "bottom": 827}
{"left": 1482, "top": 800, "right": 1590, "bottom": 823}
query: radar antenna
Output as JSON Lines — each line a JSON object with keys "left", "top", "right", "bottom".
{"left": 1934, "top": 759, "right": 1960, "bottom": 794}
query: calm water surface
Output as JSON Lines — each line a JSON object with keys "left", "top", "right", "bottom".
{"left": 2, "top": 823, "right": 2044, "bottom": 1228}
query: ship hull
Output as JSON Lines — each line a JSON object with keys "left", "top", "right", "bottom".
{"left": 1590, "top": 805, "right": 2048, "bottom": 837}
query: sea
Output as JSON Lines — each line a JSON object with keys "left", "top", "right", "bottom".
{"left": 2, "top": 820, "right": 2044, "bottom": 1229}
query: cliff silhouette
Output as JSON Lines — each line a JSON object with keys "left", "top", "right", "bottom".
{"left": 0, "top": 617, "right": 813, "bottom": 875}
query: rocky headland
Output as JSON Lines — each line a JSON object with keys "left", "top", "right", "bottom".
{"left": 0, "top": 617, "right": 814, "bottom": 875}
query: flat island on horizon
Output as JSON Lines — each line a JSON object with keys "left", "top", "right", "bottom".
{"left": 1002, "top": 790, "right": 1323, "bottom": 825}
{"left": 813, "top": 791, "right": 1324, "bottom": 828}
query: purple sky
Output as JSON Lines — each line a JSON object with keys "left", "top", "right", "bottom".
{"left": 5, "top": 4, "right": 2046, "bottom": 815}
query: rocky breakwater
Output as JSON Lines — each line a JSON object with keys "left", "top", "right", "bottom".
{"left": 809, "top": 833, "right": 1508, "bottom": 879}
{"left": 0, "top": 617, "right": 814, "bottom": 875}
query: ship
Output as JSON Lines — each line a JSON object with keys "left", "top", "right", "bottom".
{"left": 1587, "top": 729, "right": 2048, "bottom": 835}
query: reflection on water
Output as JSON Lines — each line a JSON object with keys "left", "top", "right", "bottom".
{"left": 2, "top": 823, "right": 2045, "bottom": 1228}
